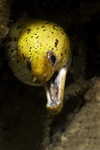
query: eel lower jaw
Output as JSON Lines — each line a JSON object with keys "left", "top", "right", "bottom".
{"left": 43, "top": 65, "right": 67, "bottom": 114}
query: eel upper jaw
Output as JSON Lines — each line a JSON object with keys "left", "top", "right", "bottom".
{"left": 43, "top": 65, "right": 67, "bottom": 114}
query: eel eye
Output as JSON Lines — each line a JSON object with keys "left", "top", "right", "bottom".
{"left": 26, "top": 58, "right": 31, "bottom": 71}
{"left": 47, "top": 51, "right": 57, "bottom": 66}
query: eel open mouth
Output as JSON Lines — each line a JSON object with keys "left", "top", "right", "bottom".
{"left": 43, "top": 65, "right": 67, "bottom": 114}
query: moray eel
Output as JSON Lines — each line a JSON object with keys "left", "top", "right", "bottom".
{"left": 5, "top": 16, "right": 71, "bottom": 114}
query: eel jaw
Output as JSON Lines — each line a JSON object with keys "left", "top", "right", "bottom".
{"left": 43, "top": 65, "right": 67, "bottom": 114}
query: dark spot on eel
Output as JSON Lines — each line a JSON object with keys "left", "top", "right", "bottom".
{"left": 36, "top": 36, "right": 39, "bottom": 39}
{"left": 42, "top": 26, "right": 45, "bottom": 28}
{"left": 45, "top": 22, "right": 50, "bottom": 24}
{"left": 17, "top": 59, "right": 19, "bottom": 63}
{"left": 61, "top": 53, "right": 63, "bottom": 56}
{"left": 26, "top": 28, "right": 31, "bottom": 34}
{"left": 16, "top": 25, "right": 21, "bottom": 30}
{"left": 55, "top": 39, "right": 59, "bottom": 48}
{"left": 22, "top": 54, "right": 25, "bottom": 60}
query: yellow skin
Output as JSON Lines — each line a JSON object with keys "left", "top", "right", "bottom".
{"left": 6, "top": 16, "right": 71, "bottom": 114}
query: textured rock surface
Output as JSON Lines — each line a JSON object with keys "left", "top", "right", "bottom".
{"left": 0, "top": 0, "right": 11, "bottom": 43}
{"left": 45, "top": 78, "right": 100, "bottom": 150}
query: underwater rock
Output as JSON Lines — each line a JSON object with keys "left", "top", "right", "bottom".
{"left": 0, "top": 0, "right": 11, "bottom": 44}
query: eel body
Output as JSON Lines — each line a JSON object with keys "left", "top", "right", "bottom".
{"left": 5, "top": 16, "right": 71, "bottom": 114}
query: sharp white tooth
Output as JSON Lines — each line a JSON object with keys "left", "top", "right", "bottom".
{"left": 51, "top": 83, "right": 54, "bottom": 88}
{"left": 33, "top": 76, "right": 37, "bottom": 82}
